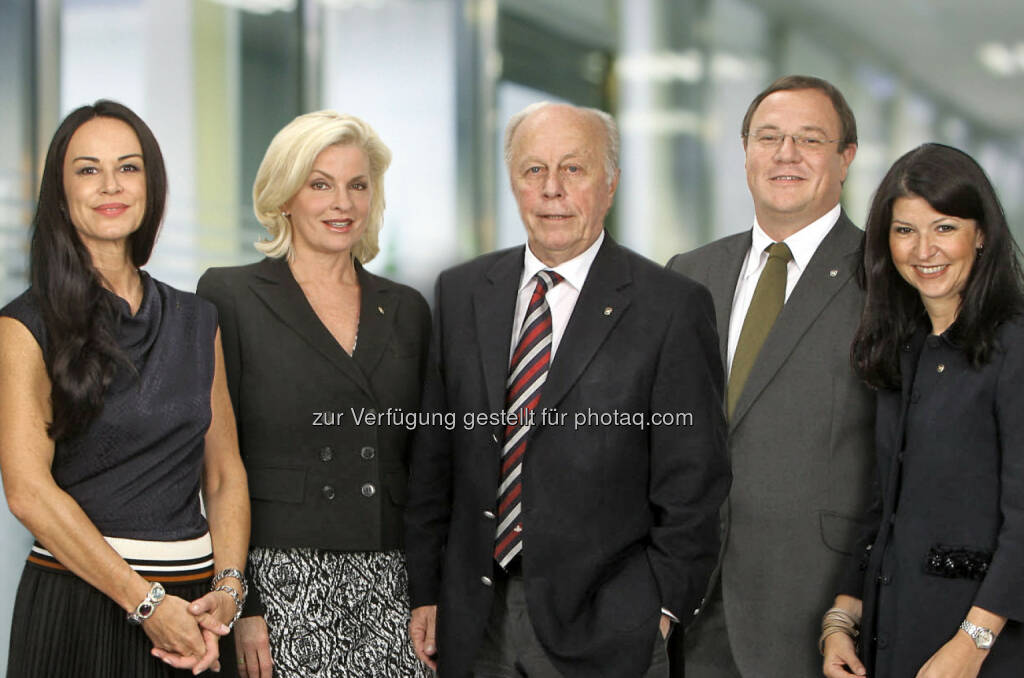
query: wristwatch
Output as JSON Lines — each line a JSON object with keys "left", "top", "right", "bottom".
{"left": 960, "top": 619, "right": 996, "bottom": 650}
{"left": 127, "top": 582, "right": 166, "bottom": 625}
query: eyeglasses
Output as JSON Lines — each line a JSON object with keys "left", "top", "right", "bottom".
{"left": 743, "top": 132, "right": 841, "bottom": 152}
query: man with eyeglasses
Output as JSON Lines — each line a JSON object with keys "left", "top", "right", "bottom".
{"left": 667, "top": 75, "right": 876, "bottom": 678}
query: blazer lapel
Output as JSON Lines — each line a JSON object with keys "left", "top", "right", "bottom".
{"left": 729, "top": 214, "right": 863, "bottom": 430}
{"left": 707, "top": 233, "right": 750, "bottom": 361}
{"left": 539, "top": 236, "right": 631, "bottom": 412}
{"left": 474, "top": 248, "right": 523, "bottom": 415}
{"left": 352, "top": 261, "right": 400, "bottom": 379}
{"left": 248, "top": 257, "right": 376, "bottom": 400}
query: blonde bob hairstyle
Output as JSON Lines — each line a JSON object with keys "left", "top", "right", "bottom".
{"left": 253, "top": 110, "right": 392, "bottom": 263}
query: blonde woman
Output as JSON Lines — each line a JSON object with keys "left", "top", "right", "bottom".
{"left": 198, "top": 111, "right": 430, "bottom": 677}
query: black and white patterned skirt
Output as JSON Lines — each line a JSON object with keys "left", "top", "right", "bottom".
{"left": 248, "top": 547, "right": 429, "bottom": 678}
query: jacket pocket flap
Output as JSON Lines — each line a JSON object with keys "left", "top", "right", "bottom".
{"left": 819, "top": 510, "right": 870, "bottom": 556}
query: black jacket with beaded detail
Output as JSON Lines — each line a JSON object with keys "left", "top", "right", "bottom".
{"left": 839, "top": 319, "right": 1024, "bottom": 677}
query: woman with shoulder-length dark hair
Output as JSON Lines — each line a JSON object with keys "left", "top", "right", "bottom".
{"left": 0, "top": 100, "right": 250, "bottom": 677}
{"left": 197, "top": 110, "right": 430, "bottom": 678}
{"left": 821, "top": 143, "right": 1024, "bottom": 677}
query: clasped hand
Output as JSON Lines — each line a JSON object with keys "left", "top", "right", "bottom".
{"left": 147, "top": 590, "right": 236, "bottom": 674}
{"left": 824, "top": 630, "right": 987, "bottom": 678}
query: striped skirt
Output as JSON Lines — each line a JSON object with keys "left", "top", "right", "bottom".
{"left": 7, "top": 534, "right": 238, "bottom": 678}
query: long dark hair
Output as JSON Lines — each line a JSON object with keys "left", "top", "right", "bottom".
{"left": 30, "top": 100, "right": 168, "bottom": 440}
{"left": 852, "top": 143, "right": 1024, "bottom": 390}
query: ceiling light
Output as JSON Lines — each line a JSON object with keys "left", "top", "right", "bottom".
{"left": 207, "top": 0, "right": 296, "bottom": 13}
{"left": 615, "top": 50, "right": 703, "bottom": 83}
{"left": 978, "top": 42, "right": 1016, "bottom": 77}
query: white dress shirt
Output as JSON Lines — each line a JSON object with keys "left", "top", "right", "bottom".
{"left": 726, "top": 204, "right": 841, "bottom": 376}
{"left": 510, "top": 231, "right": 605, "bottom": 362}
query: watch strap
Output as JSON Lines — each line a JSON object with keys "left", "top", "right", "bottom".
{"left": 960, "top": 619, "right": 996, "bottom": 650}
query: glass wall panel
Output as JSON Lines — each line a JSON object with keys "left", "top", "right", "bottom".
{"left": 233, "top": 5, "right": 303, "bottom": 267}
{"left": 0, "top": 3, "right": 37, "bottom": 666}
{"left": 319, "top": 0, "right": 457, "bottom": 295}
{"left": 616, "top": 0, "right": 711, "bottom": 257}
{"left": 0, "top": 1, "right": 35, "bottom": 306}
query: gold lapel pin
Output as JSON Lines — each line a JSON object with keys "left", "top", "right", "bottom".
{"left": 377, "top": 306, "right": 384, "bottom": 315}
{"left": 603, "top": 307, "right": 613, "bottom": 316}
{"left": 829, "top": 269, "right": 839, "bottom": 278}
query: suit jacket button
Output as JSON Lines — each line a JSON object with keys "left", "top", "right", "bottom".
{"left": 319, "top": 446, "right": 334, "bottom": 462}
{"left": 321, "top": 485, "right": 336, "bottom": 500}
{"left": 481, "top": 576, "right": 493, "bottom": 587}
{"left": 361, "top": 483, "right": 376, "bottom": 498}
{"left": 483, "top": 510, "right": 496, "bottom": 520}
{"left": 360, "top": 446, "right": 375, "bottom": 460}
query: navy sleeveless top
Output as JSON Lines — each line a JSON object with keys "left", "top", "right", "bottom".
{"left": 0, "top": 274, "right": 218, "bottom": 540}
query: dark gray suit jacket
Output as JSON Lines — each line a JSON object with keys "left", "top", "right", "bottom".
{"left": 667, "top": 214, "right": 875, "bottom": 677}
{"left": 406, "top": 235, "right": 730, "bottom": 678}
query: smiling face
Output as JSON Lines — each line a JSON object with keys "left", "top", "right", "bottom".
{"left": 744, "top": 88, "right": 856, "bottom": 239}
{"left": 889, "top": 194, "right": 983, "bottom": 331}
{"left": 508, "top": 105, "right": 618, "bottom": 266}
{"left": 62, "top": 117, "right": 147, "bottom": 255}
{"left": 284, "top": 143, "right": 372, "bottom": 259}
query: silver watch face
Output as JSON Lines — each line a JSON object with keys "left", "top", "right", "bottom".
{"left": 976, "top": 628, "right": 994, "bottom": 649}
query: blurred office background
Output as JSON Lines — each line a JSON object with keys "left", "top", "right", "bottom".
{"left": 1, "top": 0, "right": 1023, "bottom": 669}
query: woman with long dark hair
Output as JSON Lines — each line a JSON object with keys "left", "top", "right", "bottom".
{"left": 822, "top": 143, "right": 1024, "bottom": 677}
{"left": 0, "top": 100, "right": 250, "bottom": 677}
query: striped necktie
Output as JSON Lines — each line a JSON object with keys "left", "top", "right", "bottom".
{"left": 494, "top": 269, "right": 564, "bottom": 569}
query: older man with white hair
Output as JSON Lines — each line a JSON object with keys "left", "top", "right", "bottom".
{"left": 404, "top": 102, "right": 730, "bottom": 678}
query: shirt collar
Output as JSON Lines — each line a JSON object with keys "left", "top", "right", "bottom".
{"left": 743, "top": 204, "right": 841, "bottom": 279}
{"left": 520, "top": 230, "right": 605, "bottom": 293}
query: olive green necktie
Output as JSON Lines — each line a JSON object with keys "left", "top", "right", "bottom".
{"left": 727, "top": 242, "right": 793, "bottom": 418}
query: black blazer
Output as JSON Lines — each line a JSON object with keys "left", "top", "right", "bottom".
{"left": 842, "top": 320, "right": 1024, "bottom": 677}
{"left": 198, "top": 257, "right": 430, "bottom": 615}
{"left": 404, "top": 235, "right": 731, "bottom": 678}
